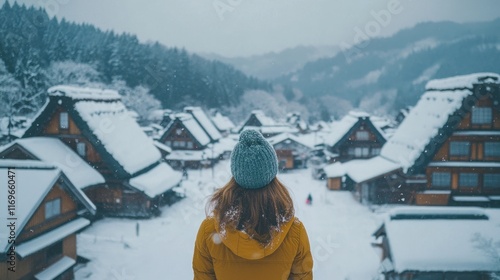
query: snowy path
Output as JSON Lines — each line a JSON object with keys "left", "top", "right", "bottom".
{"left": 76, "top": 161, "right": 383, "bottom": 279}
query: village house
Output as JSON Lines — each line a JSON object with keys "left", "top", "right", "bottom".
{"left": 267, "top": 133, "right": 314, "bottom": 170}
{"left": 209, "top": 109, "right": 235, "bottom": 137}
{"left": 323, "top": 111, "right": 388, "bottom": 163}
{"left": 323, "top": 73, "right": 500, "bottom": 206}
{"left": 373, "top": 207, "right": 500, "bottom": 279}
{"left": 236, "top": 110, "right": 297, "bottom": 137}
{"left": 21, "top": 85, "right": 183, "bottom": 218}
{"left": 159, "top": 112, "right": 222, "bottom": 169}
{"left": 0, "top": 137, "right": 106, "bottom": 193}
{"left": 286, "top": 112, "right": 309, "bottom": 134}
{"left": 0, "top": 160, "right": 96, "bottom": 280}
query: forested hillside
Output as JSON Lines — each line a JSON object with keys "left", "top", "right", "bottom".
{"left": 0, "top": 2, "right": 270, "bottom": 116}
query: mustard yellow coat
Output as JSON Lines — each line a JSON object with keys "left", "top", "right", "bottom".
{"left": 192, "top": 217, "right": 313, "bottom": 280}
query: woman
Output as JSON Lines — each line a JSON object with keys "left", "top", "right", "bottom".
{"left": 193, "top": 129, "right": 313, "bottom": 280}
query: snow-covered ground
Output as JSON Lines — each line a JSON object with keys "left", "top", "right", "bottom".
{"left": 74, "top": 161, "right": 500, "bottom": 279}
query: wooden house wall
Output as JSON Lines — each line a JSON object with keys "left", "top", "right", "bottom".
{"left": 336, "top": 122, "right": 384, "bottom": 161}
{"left": 36, "top": 106, "right": 113, "bottom": 177}
{"left": 456, "top": 96, "right": 500, "bottom": 130}
{"left": 161, "top": 121, "right": 204, "bottom": 150}
{"left": 276, "top": 150, "right": 294, "bottom": 169}
{"left": 0, "top": 235, "right": 76, "bottom": 280}
{"left": 327, "top": 177, "right": 342, "bottom": 190}
{"left": 83, "top": 183, "right": 155, "bottom": 217}
{"left": 274, "top": 141, "right": 311, "bottom": 169}
{"left": 243, "top": 115, "right": 262, "bottom": 128}
{"left": 425, "top": 93, "right": 500, "bottom": 198}
{"left": 426, "top": 166, "right": 500, "bottom": 195}
{"left": 18, "top": 183, "right": 77, "bottom": 243}
{"left": 432, "top": 135, "right": 500, "bottom": 162}
{"left": 0, "top": 147, "right": 32, "bottom": 160}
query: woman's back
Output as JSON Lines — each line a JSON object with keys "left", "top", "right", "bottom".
{"left": 193, "top": 217, "right": 312, "bottom": 280}
{"left": 192, "top": 129, "right": 313, "bottom": 279}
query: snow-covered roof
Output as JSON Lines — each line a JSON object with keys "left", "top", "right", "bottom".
{"left": 324, "top": 156, "right": 400, "bottom": 183}
{"left": 381, "top": 73, "right": 500, "bottom": 173}
{"left": 74, "top": 97, "right": 161, "bottom": 175}
{"left": 0, "top": 161, "right": 60, "bottom": 253}
{"left": 425, "top": 72, "right": 499, "bottom": 91}
{"left": 242, "top": 125, "right": 298, "bottom": 135}
{"left": 153, "top": 141, "right": 172, "bottom": 154}
{"left": 0, "top": 137, "right": 105, "bottom": 189}
{"left": 251, "top": 110, "right": 276, "bottom": 126}
{"left": 0, "top": 160, "right": 96, "bottom": 254}
{"left": 324, "top": 111, "right": 386, "bottom": 147}
{"left": 16, "top": 217, "right": 90, "bottom": 257}
{"left": 128, "top": 162, "right": 182, "bottom": 198}
{"left": 267, "top": 133, "right": 315, "bottom": 149}
{"left": 48, "top": 85, "right": 121, "bottom": 100}
{"left": 381, "top": 207, "right": 500, "bottom": 273}
{"left": 166, "top": 147, "right": 223, "bottom": 161}
{"left": 35, "top": 256, "right": 76, "bottom": 280}
{"left": 175, "top": 113, "right": 211, "bottom": 147}
{"left": 211, "top": 112, "right": 235, "bottom": 131}
{"left": 185, "top": 107, "right": 222, "bottom": 141}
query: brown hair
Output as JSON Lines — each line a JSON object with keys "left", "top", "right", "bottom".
{"left": 207, "top": 177, "right": 295, "bottom": 245}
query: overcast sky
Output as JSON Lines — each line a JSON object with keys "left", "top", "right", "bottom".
{"left": 5, "top": 0, "right": 500, "bottom": 57}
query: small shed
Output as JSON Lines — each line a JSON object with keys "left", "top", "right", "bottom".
{"left": 373, "top": 207, "right": 500, "bottom": 279}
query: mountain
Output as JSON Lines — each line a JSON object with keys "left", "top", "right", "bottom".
{"left": 202, "top": 45, "right": 339, "bottom": 80}
{"left": 0, "top": 2, "right": 271, "bottom": 112}
{"left": 277, "top": 19, "right": 500, "bottom": 114}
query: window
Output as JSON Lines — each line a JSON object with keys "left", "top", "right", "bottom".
{"left": 46, "top": 241, "right": 63, "bottom": 260}
{"left": 354, "top": 147, "right": 370, "bottom": 157}
{"left": 186, "top": 141, "right": 193, "bottom": 149}
{"left": 165, "top": 141, "right": 172, "bottom": 147}
{"left": 449, "top": 141, "right": 470, "bottom": 156}
{"left": 471, "top": 107, "right": 492, "bottom": 124}
{"left": 173, "top": 141, "right": 186, "bottom": 148}
{"left": 354, "top": 147, "right": 362, "bottom": 157}
{"left": 45, "top": 198, "right": 61, "bottom": 219}
{"left": 362, "top": 147, "right": 369, "bottom": 157}
{"left": 347, "top": 148, "right": 355, "bottom": 156}
{"left": 371, "top": 148, "right": 381, "bottom": 156}
{"left": 484, "top": 174, "right": 500, "bottom": 189}
{"left": 432, "top": 172, "right": 451, "bottom": 188}
{"left": 485, "top": 142, "right": 500, "bottom": 157}
{"left": 459, "top": 173, "right": 478, "bottom": 188}
{"left": 176, "top": 128, "right": 183, "bottom": 135}
{"left": 356, "top": 131, "right": 369, "bottom": 141}
{"left": 59, "top": 112, "right": 69, "bottom": 129}
{"left": 77, "top": 142, "right": 86, "bottom": 157}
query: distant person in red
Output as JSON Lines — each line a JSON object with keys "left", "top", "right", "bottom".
{"left": 306, "top": 193, "right": 313, "bottom": 205}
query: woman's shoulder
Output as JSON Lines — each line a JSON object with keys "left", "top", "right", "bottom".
{"left": 200, "top": 217, "right": 217, "bottom": 233}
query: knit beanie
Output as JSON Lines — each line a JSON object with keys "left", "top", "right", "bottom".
{"left": 230, "top": 129, "right": 278, "bottom": 189}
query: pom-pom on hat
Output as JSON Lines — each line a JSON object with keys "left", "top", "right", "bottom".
{"left": 230, "top": 129, "right": 278, "bottom": 189}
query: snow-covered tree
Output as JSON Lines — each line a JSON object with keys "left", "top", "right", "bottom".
{"left": 0, "top": 59, "right": 34, "bottom": 140}
{"left": 110, "top": 79, "right": 162, "bottom": 121}
{"left": 46, "top": 61, "right": 104, "bottom": 87}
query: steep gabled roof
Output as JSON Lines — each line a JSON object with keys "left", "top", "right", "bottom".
{"left": 325, "top": 111, "right": 387, "bottom": 149}
{"left": 380, "top": 73, "right": 500, "bottom": 174}
{"left": 0, "top": 160, "right": 95, "bottom": 253}
{"left": 267, "top": 133, "right": 315, "bottom": 149}
{"left": 24, "top": 85, "right": 162, "bottom": 177}
{"left": 184, "top": 107, "right": 222, "bottom": 142}
{"left": 162, "top": 113, "right": 211, "bottom": 147}
{"left": 210, "top": 112, "right": 235, "bottom": 132}
{"left": 0, "top": 137, "right": 105, "bottom": 190}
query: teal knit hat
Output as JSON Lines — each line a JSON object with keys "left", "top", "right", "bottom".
{"left": 230, "top": 129, "right": 278, "bottom": 189}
